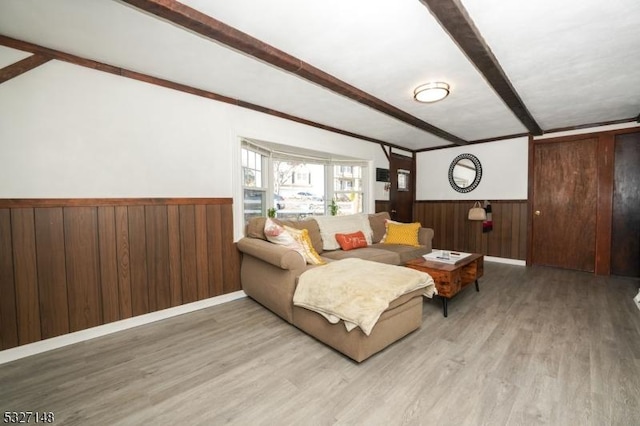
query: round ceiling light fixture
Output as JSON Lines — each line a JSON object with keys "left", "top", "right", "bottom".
{"left": 413, "top": 82, "right": 450, "bottom": 103}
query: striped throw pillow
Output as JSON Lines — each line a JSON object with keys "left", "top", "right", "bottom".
{"left": 284, "top": 226, "right": 326, "bottom": 265}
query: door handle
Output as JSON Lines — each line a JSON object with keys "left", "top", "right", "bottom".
{"left": 391, "top": 209, "right": 397, "bottom": 213}
{"left": 534, "top": 210, "right": 541, "bottom": 216}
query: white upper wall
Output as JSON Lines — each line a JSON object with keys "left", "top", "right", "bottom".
{"left": 0, "top": 45, "right": 32, "bottom": 68}
{"left": 0, "top": 59, "right": 391, "bottom": 237}
{"left": 416, "top": 137, "right": 529, "bottom": 200}
{"left": 0, "top": 60, "right": 231, "bottom": 198}
{"left": 0, "top": 60, "right": 389, "bottom": 198}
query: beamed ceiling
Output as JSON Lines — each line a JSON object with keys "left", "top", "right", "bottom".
{"left": 0, "top": 0, "right": 639, "bottom": 151}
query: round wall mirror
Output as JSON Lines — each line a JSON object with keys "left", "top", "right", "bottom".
{"left": 448, "top": 153, "right": 482, "bottom": 193}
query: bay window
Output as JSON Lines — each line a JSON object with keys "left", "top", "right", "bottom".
{"left": 240, "top": 140, "right": 368, "bottom": 224}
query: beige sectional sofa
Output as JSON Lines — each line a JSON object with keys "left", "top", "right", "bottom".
{"left": 237, "top": 212, "right": 434, "bottom": 362}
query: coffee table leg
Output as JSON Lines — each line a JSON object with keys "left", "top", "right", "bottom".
{"left": 475, "top": 279, "right": 479, "bottom": 292}
{"left": 442, "top": 297, "right": 448, "bottom": 317}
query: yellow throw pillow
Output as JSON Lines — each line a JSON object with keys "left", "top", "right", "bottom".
{"left": 383, "top": 222, "right": 421, "bottom": 247}
{"left": 380, "top": 218, "right": 400, "bottom": 243}
{"left": 284, "top": 226, "right": 326, "bottom": 265}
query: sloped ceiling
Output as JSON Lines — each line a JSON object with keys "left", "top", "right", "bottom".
{"left": 0, "top": 0, "right": 638, "bottom": 151}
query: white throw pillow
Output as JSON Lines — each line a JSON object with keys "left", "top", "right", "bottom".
{"left": 264, "top": 218, "right": 304, "bottom": 259}
{"left": 314, "top": 214, "right": 373, "bottom": 250}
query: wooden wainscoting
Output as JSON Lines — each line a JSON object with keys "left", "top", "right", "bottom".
{"left": 414, "top": 200, "right": 527, "bottom": 260}
{"left": 0, "top": 198, "right": 240, "bottom": 350}
{"left": 375, "top": 200, "right": 390, "bottom": 213}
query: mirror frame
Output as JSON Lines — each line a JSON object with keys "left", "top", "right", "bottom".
{"left": 448, "top": 153, "right": 482, "bottom": 193}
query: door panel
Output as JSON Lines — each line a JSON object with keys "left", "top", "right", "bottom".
{"left": 611, "top": 132, "right": 640, "bottom": 277}
{"left": 389, "top": 153, "right": 414, "bottom": 223}
{"left": 531, "top": 138, "right": 598, "bottom": 271}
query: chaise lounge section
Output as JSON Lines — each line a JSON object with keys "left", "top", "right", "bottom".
{"left": 237, "top": 212, "right": 435, "bottom": 362}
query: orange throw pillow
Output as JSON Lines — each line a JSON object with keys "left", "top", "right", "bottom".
{"left": 335, "top": 231, "right": 368, "bottom": 251}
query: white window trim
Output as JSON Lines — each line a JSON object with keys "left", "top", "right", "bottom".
{"left": 235, "top": 138, "right": 370, "bottom": 239}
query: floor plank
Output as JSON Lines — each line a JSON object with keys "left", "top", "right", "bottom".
{"left": 1, "top": 263, "right": 639, "bottom": 425}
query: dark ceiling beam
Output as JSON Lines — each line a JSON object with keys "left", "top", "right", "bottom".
{"left": 414, "top": 131, "right": 531, "bottom": 152}
{"left": 380, "top": 144, "right": 390, "bottom": 162}
{"left": 545, "top": 116, "right": 639, "bottom": 134}
{"left": 119, "top": 0, "right": 468, "bottom": 146}
{"left": 469, "top": 132, "right": 530, "bottom": 144}
{"left": 414, "top": 144, "right": 455, "bottom": 153}
{"left": 0, "top": 54, "right": 51, "bottom": 84}
{"left": 0, "top": 35, "right": 413, "bottom": 151}
{"left": 420, "top": 0, "right": 543, "bottom": 136}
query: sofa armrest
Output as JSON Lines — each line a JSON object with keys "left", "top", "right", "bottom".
{"left": 418, "top": 227, "right": 434, "bottom": 251}
{"left": 237, "top": 237, "right": 306, "bottom": 270}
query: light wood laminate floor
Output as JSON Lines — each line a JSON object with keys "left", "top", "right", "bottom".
{"left": 1, "top": 263, "right": 639, "bottom": 425}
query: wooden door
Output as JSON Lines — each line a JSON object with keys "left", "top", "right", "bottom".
{"left": 611, "top": 132, "right": 640, "bottom": 277}
{"left": 389, "top": 153, "right": 414, "bottom": 223}
{"left": 531, "top": 138, "right": 598, "bottom": 271}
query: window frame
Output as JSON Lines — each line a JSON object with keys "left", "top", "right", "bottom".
{"left": 241, "top": 143, "right": 270, "bottom": 224}
{"left": 239, "top": 139, "right": 369, "bottom": 227}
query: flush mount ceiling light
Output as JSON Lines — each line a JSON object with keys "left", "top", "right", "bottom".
{"left": 413, "top": 82, "right": 450, "bottom": 103}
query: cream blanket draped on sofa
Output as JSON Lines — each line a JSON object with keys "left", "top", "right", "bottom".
{"left": 293, "top": 258, "right": 436, "bottom": 335}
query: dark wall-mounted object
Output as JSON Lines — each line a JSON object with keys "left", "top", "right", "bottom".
{"left": 448, "top": 153, "right": 482, "bottom": 193}
{"left": 376, "top": 168, "right": 390, "bottom": 182}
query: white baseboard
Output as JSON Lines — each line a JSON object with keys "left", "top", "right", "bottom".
{"left": 0, "top": 290, "right": 247, "bottom": 365}
{"left": 484, "top": 256, "right": 526, "bottom": 266}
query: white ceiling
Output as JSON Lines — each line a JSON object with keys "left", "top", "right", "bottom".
{"left": 0, "top": 0, "right": 638, "bottom": 151}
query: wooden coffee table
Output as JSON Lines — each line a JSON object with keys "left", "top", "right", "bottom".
{"left": 406, "top": 253, "right": 484, "bottom": 317}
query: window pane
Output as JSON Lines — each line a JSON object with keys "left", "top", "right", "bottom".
{"left": 242, "top": 148, "right": 267, "bottom": 190}
{"left": 335, "top": 165, "right": 356, "bottom": 189}
{"left": 243, "top": 167, "right": 255, "bottom": 186}
{"left": 334, "top": 192, "right": 362, "bottom": 215}
{"left": 334, "top": 165, "right": 363, "bottom": 216}
{"left": 248, "top": 151, "right": 255, "bottom": 169}
{"left": 244, "top": 189, "right": 265, "bottom": 223}
{"left": 274, "top": 160, "right": 325, "bottom": 220}
{"left": 255, "top": 153, "right": 262, "bottom": 171}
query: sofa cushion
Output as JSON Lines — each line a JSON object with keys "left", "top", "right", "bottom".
{"left": 246, "top": 216, "right": 268, "bottom": 240}
{"left": 370, "top": 243, "right": 429, "bottom": 264}
{"left": 335, "top": 231, "right": 368, "bottom": 251}
{"left": 369, "top": 212, "right": 390, "bottom": 243}
{"left": 321, "top": 247, "right": 400, "bottom": 265}
{"left": 237, "top": 237, "right": 306, "bottom": 271}
{"left": 314, "top": 214, "right": 373, "bottom": 250}
{"left": 383, "top": 222, "right": 421, "bottom": 246}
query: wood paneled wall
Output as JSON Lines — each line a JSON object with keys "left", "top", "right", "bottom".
{"left": 375, "top": 199, "right": 527, "bottom": 260}
{"left": 0, "top": 198, "right": 240, "bottom": 350}
{"left": 414, "top": 200, "right": 527, "bottom": 260}
{"left": 375, "top": 200, "right": 390, "bottom": 213}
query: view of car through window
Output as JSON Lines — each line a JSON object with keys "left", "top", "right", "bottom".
{"left": 242, "top": 144, "right": 365, "bottom": 223}
{"left": 272, "top": 162, "right": 363, "bottom": 220}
